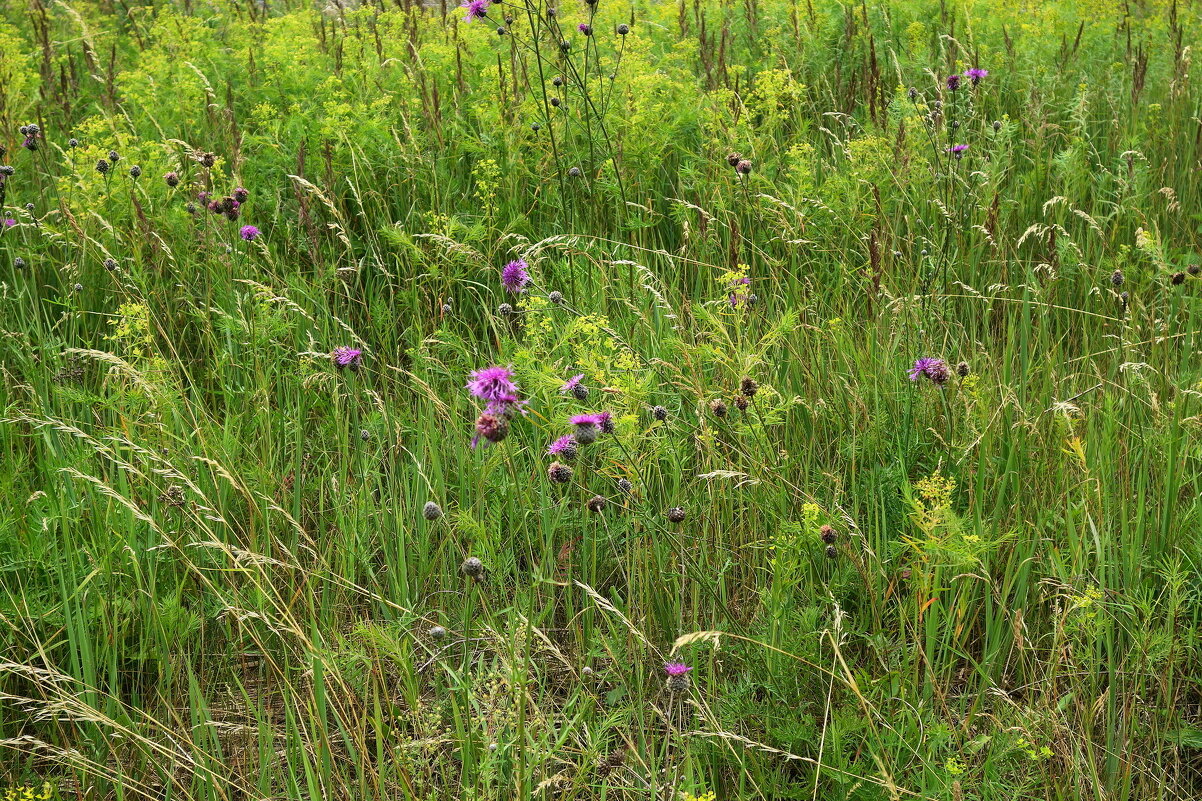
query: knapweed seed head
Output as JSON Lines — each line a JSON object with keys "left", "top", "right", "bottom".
{"left": 735, "top": 159, "right": 753, "bottom": 175}
{"left": 13, "top": 257, "right": 26, "bottom": 269}
{"left": 734, "top": 395, "right": 749, "bottom": 412}
{"left": 568, "top": 166, "right": 582, "bottom": 177}
{"left": 652, "top": 405, "right": 668, "bottom": 421}
{"left": 548, "top": 290, "right": 564, "bottom": 304}
{"left": 726, "top": 152, "right": 742, "bottom": 167}
{"left": 667, "top": 506, "right": 685, "bottom": 523}
{"left": 820, "top": 524, "right": 837, "bottom": 544}
{"left": 740, "top": 377, "right": 758, "bottom": 397}
{"left": 498, "top": 302, "right": 514, "bottom": 316}
{"left": 423, "top": 501, "right": 444, "bottom": 520}
{"left": 548, "top": 461, "right": 573, "bottom": 483}
{"left": 475, "top": 412, "right": 509, "bottom": 444}
{"left": 501, "top": 259, "right": 530, "bottom": 293}
{"left": 68, "top": 137, "right": 79, "bottom": 148}
{"left": 461, "top": 556, "right": 485, "bottom": 579}
{"left": 332, "top": 346, "right": 363, "bottom": 370}
{"left": 956, "top": 361, "right": 970, "bottom": 377}
{"left": 586, "top": 495, "right": 606, "bottom": 513}
{"left": 164, "top": 171, "right": 180, "bottom": 187}
{"left": 709, "top": 398, "right": 728, "bottom": 417}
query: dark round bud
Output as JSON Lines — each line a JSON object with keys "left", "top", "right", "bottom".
{"left": 360, "top": 429, "right": 371, "bottom": 441}
{"left": 505, "top": 16, "right": 514, "bottom": 24}
{"left": 107, "top": 150, "right": 120, "bottom": 163}
{"left": 1172, "top": 271, "right": 1186, "bottom": 286}
{"left": 726, "top": 152, "right": 742, "bottom": 167}
{"left": 820, "top": 524, "right": 837, "bottom": 544}
{"left": 825, "top": 545, "right": 838, "bottom": 559}
{"left": 548, "top": 461, "right": 573, "bottom": 483}
{"left": 893, "top": 250, "right": 902, "bottom": 258}
{"left": 573, "top": 422, "right": 599, "bottom": 444}
{"left": 709, "top": 398, "right": 728, "bottom": 417}
{"left": 667, "top": 673, "right": 690, "bottom": 692}
{"left": 747, "top": 293, "right": 759, "bottom": 306}
{"left": 13, "top": 257, "right": 26, "bottom": 269}
{"left": 666, "top": 506, "right": 685, "bottom": 523}
{"left": 550, "top": 97, "right": 561, "bottom": 107}
{"left": 476, "top": 412, "right": 509, "bottom": 443}
{"left": 956, "top": 361, "right": 970, "bottom": 377}
{"left": 24, "top": 202, "right": 34, "bottom": 212}
{"left": 553, "top": 75, "right": 564, "bottom": 87}
{"left": 559, "top": 40, "right": 570, "bottom": 52}
{"left": 186, "top": 203, "right": 197, "bottom": 214}
{"left": 233, "top": 187, "right": 249, "bottom": 203}
{"left": 735, "top": 159, "right": 752, "bottom": 175}
{"left": 616, "top": 23, "right": 629, "bottom": 34}
{"left": 95, "top": 159, "right": 110, "bottom": 174}
{"left": 442, "top": 303, "right": 453, "bottom": 313}
{"left": 1189, "top": 264, "right": 1201, "bottom": 276}
{"left": 164, "top": 171, "right": 180, "bottom": 187}
{"left": 19, "top": 125, "right": 28, "bottom": 136}
{"left": 546, "top": 6, "right": 556, "bottom": 16}
{"left": 497, "top": 302, "right": 514, "bottom": 316}
{"left": 598, "top": 414, "right": 615, "bottom": 435}
{"left": 73, "top": 283, "right": 83, "bottom": 293}
{"left": 568, "top": 167, "right": 582, "bottom": 177}
{"left": 921, "top": 249, "right": 929, "bottom": 256}
{"left": 548, "top": 290, "right": 564, "bottom": 304}
{"left": 68, "top": 138, "right": 79, "bottom": 148}
{"left": 739, "top": 377, "right": 758, "bottom": 397}
{"left": 461, "top": 556, "right": 485, "bottom": 578}
{"left": 429, "top": 625, "right": 447, "bottom": 640}
{"left": 992, "top": 120, "right": 1002, "bottom": 132}
{"left": 423, "top": 501, "right": 444, "bottom": 520}
{"left": 531, "top": 122, "right": 541, "bottom": 132}
{"left": 571, "top": 383, "right": 589, "bottom": 401}
{"left": 908, "top": 87, "right": 918, "bottom": 100}
{"left": 733, "top": 395, "right": 749, "bottom": 412}
{"left": 104, "top": 258, "right": 118, "bottom": 271}
{"left": 0, "top": 165, "right": 14, "bottom": 176}
{"left": 950, "top": 120, "right": 960, "bottom": 129}
{"left": 652, "top": 405, "right": 667, "bottom": 421}
{"left": 556, "top": 439, "right": 579, "bottom": 462}
{"left": 617, "top": 478, "right": 632, "bottom": 494}
{"left": 496, "top": 26, "right": 507, "bottom": 34}
{"left": 586, "top": 495, "right": 606, "bottom": 513}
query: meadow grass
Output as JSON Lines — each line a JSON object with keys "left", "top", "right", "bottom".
{"left": 0, "top": 0, "right": 1201, "bottom": 798}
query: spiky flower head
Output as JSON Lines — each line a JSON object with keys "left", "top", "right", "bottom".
{"left": 474, "top": 412, "right": 509, "bottom": 445}
{"left": 577, "top": 22, "right": 592, "bottom": 35}
{"left": 561, "top": 373, "right": 587, "bottom": 399}
{"left": 548, "top": 461, "right": 573, "bottom": 483}
{"left": 948, "top": 144, "right": 969, "bottom": 158}
{"left": 1172, "top": 271, "right": 1186, "bottom": 286}
{"left": 570, "top": 413, "right": 605, "bottom": 444}
{"left": 108, "top": 150, "right": 120, "bottom": 163}
{"left": 95, "top": 159, "right": 110, "bottom": 175}
{"left": 548, "top": 435, "right": 578, "bottom": 461}
{"left": 652, "top": 405, "right": 668, "bottom": 421}
{"left": 586, "top": 495, "right": 606, "bottom": 513}
{"left": 908, "top": 357, "right": 949, "bottom": 385}
{"left": 739, "top": 377, "right": 758, "bottom": 397}
{"left": 240, "top": 225, "right": 260, "bottom": 241}
{"left": 734, "top": 395, "right": 749, "bottom": 412}
{"left": 461, "top": 0, "right": 489, "bottom": 20}
{"left": 825, "top": 545, "right": 838, "bottom": 559}
{"left": 956, "top": 361, "right": 970, "bottom": 377}
{"left": 945, "top": 74, "right": 962, "bottom": 91}
{"left": 597, "top": 411, "right": 615, "bottom": 434}
{"left": 709, "top": 398, "right": 728, "bottom": 417}
{"left": 964, "top": 68, "right": 988, "bottom": 85}
{"left": 501, "top": 259, "right": 530, "bottom": 293}
{"left": 467, "top": 366, "right": 520, "bottom": 403}
{"left": 423, "top": 501, "right": 444, "bottom": 520}
{"left": 726, "top": 152, "right": 742, "bottom": 167}
{"left": 667, "top": 506, "right": 685, "bottom": 523}
{"left": 616, "top": 23, "right": 630, "bottom": 34}
{"left": 820, "top": 524, "right": 837, "bottom": 544}
{"left": 233, "top": 187, "right": 249, "bottom": 203}
{"left": 735, "top": 159, "right": 753, "bottom": 175}
{"left": 164, "top": 171, "right": 180, "bottom": 187}
{"left": 617, "top": 478, "right": 632, "bottom": 494}
{"left": 128, "top": 165, "right": 142, "bottom": 178}
{"left": 568, "top": 166, "right": 582, "bottom": 177}
{"left": 332, "top": 346, "right": 363, "bottom": 369}
{"left": 664, "top": 662, "right": 692, "bottom": 691}
{"left": 461, "top": 556, "right": 485, "bottom": 578}
{"left": 549, "top": 290, "right": 564, "bottom": 304}
{"left": 1110, "top": 270, "right": 1125, "bottom": 286}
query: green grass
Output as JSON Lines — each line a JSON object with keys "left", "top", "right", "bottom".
{"left": 1, "top": 0, "right": 1201, "bottom": 798}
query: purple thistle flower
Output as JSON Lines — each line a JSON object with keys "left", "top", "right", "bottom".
{"left": 467, "top": 365, "right": 520, "bottom": 402}
{"left": 3, "top": 218, "right": 15, "bottom": 228}
{"left": 570, "top": 412, "right": 604, "bottom": 444}
{"left": 909, "top": 357, "right": 950, "bottom": 385}
{"left": 560, "top": 373, "right": 585, "bottom": 394}
{"left": 569, "top": 413, "right": 606, "bottom": 427}
{"left": 964, "top": 68, "right": 988, "bottom": 85}
{"left": 947, "top": 144, "right": 969, "bottom": 154}
{"left": 233, "top": 187, "right": 250, "bottom": 203}
{"left": 240, "top": 225, "right": 260, "bottom": 241}
{"left": 461, "top": 0, "right": 489, "bottom": 20}
{"left": 577, "top": 22, "right": 592, "bottom": 35}
{"left": 946, "top": 74, "right": 962, "bottom": 91}
{"left": 597, "top": 411, "right": 615, "bottom": 434}
{"left": 501, "top": 259, "right": 530, "bottom": 294}
{"left": 664, "top": 662, "right": 692, "bottom": 676}
{"left": 547, "top": 434, "right": 578, "bottom": 459}
{"left": 332, "top": 347, "right": 363, "bottom": 369}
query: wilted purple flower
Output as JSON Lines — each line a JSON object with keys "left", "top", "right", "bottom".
{"left": 964, "top": 68, "right": 988, "bottom": 85}
{"left": 597, "top": 411, "right": 615, "bottom": 434}
{"left": 909, "top": 357, "right": 950, "bottom": 385}
{"left": 467, "top": 365, "right": 520, "bottom": 402}
{"left": 240, "top": 225, "right": 260, "bottom": 241}
{"left": 664, "top": 662, "right": 692, "bottom": 676}
{"left": 332, "top": 346, "right": 363, "bottom": 369}
{"left": 577, "top": 22, "right": 592, "bottom": 35}
{"left": 461, "top": 0, "right": 489, "bottom": 20}
{"left": 501, "top": 259, "right": 530, "bottom": 293}
{"left": 946, "top": 74, "right": 961, "bottom": 91}
{"left": 474, "top": 412, "right": 508, "bottom": 446}
{"left": 560, "top": 373, "right": 585, "bottom": 394}
{"left": 233, "top": 187, "right": 249, "bottom": 203}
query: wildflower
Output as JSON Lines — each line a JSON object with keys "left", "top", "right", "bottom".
{"left": 570, "top": 413, "right": 606, "bottom": 443}
{"left": 129, "top": 165, "right": 142, "bottom": 178}
{"left": 442, "top": 303, "right": 453, "bottom": 313}
{"left": 104, "top": 258, "right": 118, "bottom": 271}
{"left": 597, "top": 411, "right": 615, "bottom": 434}
{"left": 908, "top": 357, "right": 950, "bottom": 385}
{"left": 1110, "top": 269, "right": 1125, "bottom": 287}
{"left": 1120, "top": 291, "right": 1130, "bottom": 311}
{"left": 578, "top": 22, "right": 592, "bottom": 35}
{"left": 1171, "top": 271, "right": 1186, "bottom": 286}
{"left": 740, "top": 377, "right": 758, "bottom": 397}
{"left": 735, "top": 159, "right": 753, "bottom": 175}
{"left": 429, "top": 625, "right": 448, "bottom": 640}
{"left": 240, "top": 225, "right": 260, "bottom": 241}
{"left": 496, "top": 26, "right": 507, "bottom": 35}
{"left": 568, "top": 166, "right": 582, "bottom": 177}
{"left": 198, "top": 152, "right": 216, "bottom": 168}
{"left": 423, "top": 501, "right": 444, "bottom": 520}
{"left": 164, "top": 171, "right": 180, "bottom": 187}
{"left": 332, "top": 346, "right": 363, "bottom": 369}
{"left": 548, "top": 435, "right": 579, "bottom": 461}
{"left": 498, "top": 302, "right": 514, "bottom": 316}
{"left": 0, "top": 165, "right": 13, "bottom": 178}
{"left": 233, "top": 187, "right": 249, "bottom": 203}
{"left": 474, "top": 412, "right": 509, "bottom": 445}
{"left": 548, "top": 290, "right": 565, "bottom": 304}
{"left": 616, "top": 23, "right": 630, "bottom": 34}
{"left": 948, "top": 144, "right": 969, "bottom": 158}
{"left": 964, "top": 68, "right": 988, "bottom": 85}
{"left": 68, "top": 137, "right": 79, "bottom": 148}
{"left": 467, "top": 365, "right": 520, "bottom": 403}
{"left": 956, "top": 361, "right": 970, "bottom": 377}
{"left": 734, "top": 395, "right": 749, "bottom": 412}
{"left": 825, "top": 545, "right": 838, "bottom": 559}
{"left": 501, "top": 259, "right": 530, "bottom": 293}
{"left": 360, "top": 429, "right": 371, "bottom": 441}
{"left": 993, "top": 120, "right": 1002, "bottom": 131}
{"left": 586, "top": 495, "right": 606, "bottom": 513}
{"left": 3, "top": 218, "right": 14, "bottom": 228}
{"left": 13, "top": 257, "right": 26, "bottom": 269}
{"left": 709, "top": 398, "right": 728, "bottom": 417}
{"left": 664, "top": 662, "right": 692, "bottom": 691}
{"left": 95, "top": 159, "right": 110, "bottom": 174}
{"left": 820, "top": 525, "right": 837, "bottom": 544}
{"left": 946, "top": 74, "right": 961, "bottom": 91}
{"left": 461, "top": 556, "right": 485, "bottom": 578}
{"left": 726, "top": 152, "right": 742, "bottom": 167}
{"left": 666, "top": 506, "right": 685, "bottom": 523}
{"left": 548, "top": 461, "right": 573, "bottom": 483}
{"left": 907, "top": 87, "right": 919, "bottom": 101}
{"left": 550, "top": 97, "right": 562, "bottom": 108}
{"left": 617, "top": 478, "right": 632, "bottom": 494}
{"left": 461, "top": 0, "right": 489, "bottom": 20}
{"left": 553, "top": 76, "right": 565, "bottom": 87}
{"left": 652, "top": 405, "right": 668, "bottom": 421}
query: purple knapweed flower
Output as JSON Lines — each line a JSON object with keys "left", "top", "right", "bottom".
{"left": 577, "top": 22, "right": 592, "bottom": 35}
{"left": 664, "top": 662, "right": 692, "bottom": 676}
{"left": 501, "top": 259, "right": 530, "bottom": 294}
{"left": 461, "top": 0, "right": 489, "bottom": 20}
{"left": 909, "top": 357, "right": 950, "bottom": 385}
{"left": 569, "top": 412, "right": 606, "bottom": 427}
{"left": 240, "top": 225, "right": 260, "bottom": 241}
{"left": 3, "top": 218, "right": 14, "bottom": 228}
{"left": 964, "top": 68, "right": 988, "bottom": 85}
{"left": 332, "top": 346, "right": 363, "bottom": 369}
{"left": 467, "top": 365, "right": 520, "bottom": 402}
{"left": 597, "top": 410, "right": 615, "bottom": 434}
{"left": 947, "top": 144, "right": 969, "bottom": 154}
{"left": 946, "top": 74, "right": 961, "bottom": 91}
{"left": 233, "top": 187, "right": 249, "bottom": 203}
{"left": 570, "top": 412, "right": 605, "bottom": 444}
{"left": 560, "top": 373, "right": 585, "bottom": 394}
{"left": 547, "top": 434, "right": 577, "bottom": 458}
